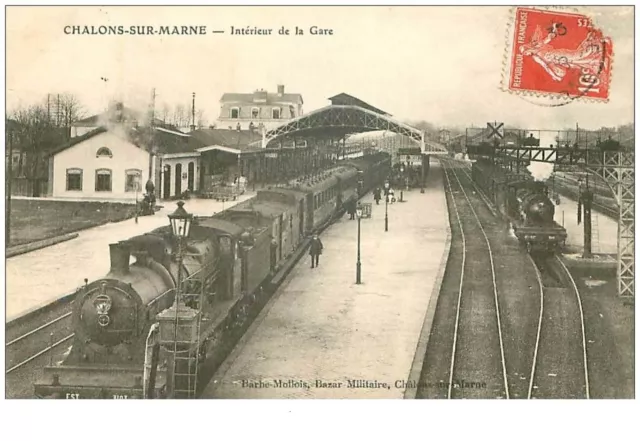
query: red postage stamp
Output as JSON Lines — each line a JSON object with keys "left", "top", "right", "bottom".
{"left": 505, "top": 7, "right": 614, "bottom": 101}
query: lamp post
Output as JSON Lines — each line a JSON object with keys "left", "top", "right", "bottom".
{"left": 167, "top": 200, "right": 194, "bottom": 324}
{"left": 384, "top": 181, "right": 390, "bottom": 232}
{"left": 157, "top": 201, "right": 197, "bottom": 398}
{"left": 399, "top": 166, "right": 405, "bottom": 202}
{"left": 356, "top": 204, "right": 363, "bottom": 284}
{"left": 135, "top": 174, "right": 140, "bottom": 224}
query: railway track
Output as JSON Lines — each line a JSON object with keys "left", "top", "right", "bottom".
{"left": 441, "top": 161, "right": 509, "bottom": 399}
{"left": 440, "top": 159, "right": 591, "bottom": 399}
{"left": 5, "top": 297, "right": 76, "bottom": 397}
{"left": 456, "top": 159, "right": 591, "bottom": 398}
{"left": 527, "top": 254, "right": 591, "bottom": 399}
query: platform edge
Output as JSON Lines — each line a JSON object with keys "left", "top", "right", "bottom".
{"left": 403, "top": 169, "right": 452, "bottom": 399}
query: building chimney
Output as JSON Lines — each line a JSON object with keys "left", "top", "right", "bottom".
{"left": 109, "top": 243, "right": 131, "bottom": 274}
{"left": 277, "top": 84, "right": 284, "bottom": 96}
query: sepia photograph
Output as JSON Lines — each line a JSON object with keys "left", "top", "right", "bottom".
{"left": 3, "top": 1, "right": 635, "bottom": 412}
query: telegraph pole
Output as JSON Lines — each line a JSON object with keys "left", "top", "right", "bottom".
{"left": 6, "top": 129, "right": 13, "bottom": 245}
{"left": 191, "top": 92, "right": 196, "bottom": 132}
{"left": 582, "top": 174, "right": 593, "bottom": 259}
{"left": 148, "top": 88, "right": 156, "bottom": 190}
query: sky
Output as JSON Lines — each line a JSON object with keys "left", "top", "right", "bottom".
{"left": 5, "top": 5, "right": 635, "bottom": 130}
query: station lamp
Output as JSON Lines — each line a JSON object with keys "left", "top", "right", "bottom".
{"left": 168, "top": 201, "right": 193, "bottom": 239}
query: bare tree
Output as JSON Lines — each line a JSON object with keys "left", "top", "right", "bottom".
{"left": 160, "top": 103, "right": 170, "bottom": 124}
{"left": 173, "top": 104, "right": 187, "bottom": 128}
{"left": 8, "top": 96, "right": 78, "bottom": 195}
{"left": 196, "top": 109, "right": 206, "bottom": 129}
{"left": 58, "top": 93, "right": 86, "bottom": 129}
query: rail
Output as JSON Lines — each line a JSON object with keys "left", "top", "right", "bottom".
{"left": 6, "top": 333, "right": 75, "bottom": 374}
{"left": 441, "top": 162, "right": 467, "bottom": 399}
{"left": 526, "top": 254, "right": 590, "bottom": 399}
{"left": 442, "top": 160, "right": 510, "bottom": 399}
{"left": 526, "top": 255, "right": 545, "bottom": 399}
{"left": 6, "top": 312, "right": 72, "bottom": 347}
{"left": 556, "top": 256, "right": 591, "bottom": 399}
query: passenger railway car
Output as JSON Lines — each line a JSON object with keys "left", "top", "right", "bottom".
{"left": 35, "top": 152, "right": 390, "bottom": 399}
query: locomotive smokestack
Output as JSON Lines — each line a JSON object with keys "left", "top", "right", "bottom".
{"left": 109, "top": 243, "right": 131, "bottom": 274}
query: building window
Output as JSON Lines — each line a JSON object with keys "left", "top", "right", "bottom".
{"left": 230, "top": 107, "right": 239, "bottom": 119}
{"left": 272, "top": 108, "right": 281, "bottom": 119}
{"left": 96, "top": 147, "right": 113, "bottom": 158}
{"left": 66, "top": 168, "right": 83, "bottom": 191}
{"left": 251, "top": 108, "right": 259, "bottom": 119}
{"left": 95, "top": 169, "right": 112, "bottom": 192}
{"left": 125, "top": 169, "right": 142, "bottom": 192}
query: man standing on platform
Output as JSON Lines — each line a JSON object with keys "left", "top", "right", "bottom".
{"left": 374, "top": 187, "right": 381, "bottom": 205}
{"left": 309, "top": 234, "right": 324, "bottom": 269}
{"left": 348, "top": 198, "right": 357, "bottom": 220}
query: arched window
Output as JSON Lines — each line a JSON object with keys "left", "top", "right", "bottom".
{"left": 66, "top": 168, "right": 83, "bottom": 191}
{"left": 125, "top": 169, "right": 142, "bottom": 192}
{"left": 95, "top": 169, "right": 112, "bottom": 192}
{"left": 96, "top": 147, "right": 113, "bottom": 158}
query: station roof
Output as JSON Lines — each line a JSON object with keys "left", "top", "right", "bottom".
{"left": 258, "top": 104, "right": 426, "bottom": 148}
{"left": 328, "top": 93, "right": 390, "bottom": 116}
{"left": 190, "top": 128, "right": 263, "bottom": 154}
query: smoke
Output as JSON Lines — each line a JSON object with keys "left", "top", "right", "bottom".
{"left": 527, "top": 162, "right": 554, "bottom": 181}
{"left": 526, "top": 130, "right": 556, "bottom": 181}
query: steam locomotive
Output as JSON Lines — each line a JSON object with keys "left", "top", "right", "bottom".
{"left": 507, "top": 181, "right": 567, "bottom": 253}
{"left": 34, "top": 153, "right": 391, "bottom": 399}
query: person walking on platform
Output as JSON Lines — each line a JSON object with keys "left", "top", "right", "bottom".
{"left": 309, "top": 234, "right": 324, "bottom": 268}
{"left": 388, "top": 187, "right": 396, "bottom": 204}
{"left": 347, "top": 198, "right": 357, "bottom": 220}
{"left": 373, "top": 187, "right": 381, "bottom": 205}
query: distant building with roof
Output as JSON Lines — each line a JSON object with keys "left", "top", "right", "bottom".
{"left": 216, "top": 84, "right": 303, "bottom": 131}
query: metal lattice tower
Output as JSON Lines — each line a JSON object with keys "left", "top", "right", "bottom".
{"left": 595, "top": 152, "right": 634, "bottom": 297}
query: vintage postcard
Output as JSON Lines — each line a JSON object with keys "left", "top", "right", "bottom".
{"left": 3, "top": 4, "right": 635, "bottom": 424}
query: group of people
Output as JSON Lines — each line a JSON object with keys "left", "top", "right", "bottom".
{"left": 309, "top": 179, "right": 396, "bottom": 268}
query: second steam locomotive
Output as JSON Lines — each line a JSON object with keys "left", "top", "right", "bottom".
{"left": 471, "top": 160, "right": 567, "bottom": 253}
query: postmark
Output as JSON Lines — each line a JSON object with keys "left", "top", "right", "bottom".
{"left": 503, "top": 7, "right": 614, "bottom": 103}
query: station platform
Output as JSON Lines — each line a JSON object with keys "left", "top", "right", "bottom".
{"left": 553, "top": 194, "right": 618, "bottom": 255}
{"left": 5, "top": 195, "right": 254, "bottom": 322}
{"left": 202, "top": 163, "right": 450, "bottom": 399}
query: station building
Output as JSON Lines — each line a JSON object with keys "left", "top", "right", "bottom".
{"left": 47, "top": 123, "right": 197, "bottom": 201}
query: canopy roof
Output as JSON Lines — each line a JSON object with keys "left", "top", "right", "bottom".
{"left": 255, "top": 104, "right": 447, "bottom": 154}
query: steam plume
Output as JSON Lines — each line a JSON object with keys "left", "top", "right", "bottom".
{"left": 527, "top": 162, "right": 554, "bottom": 181}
